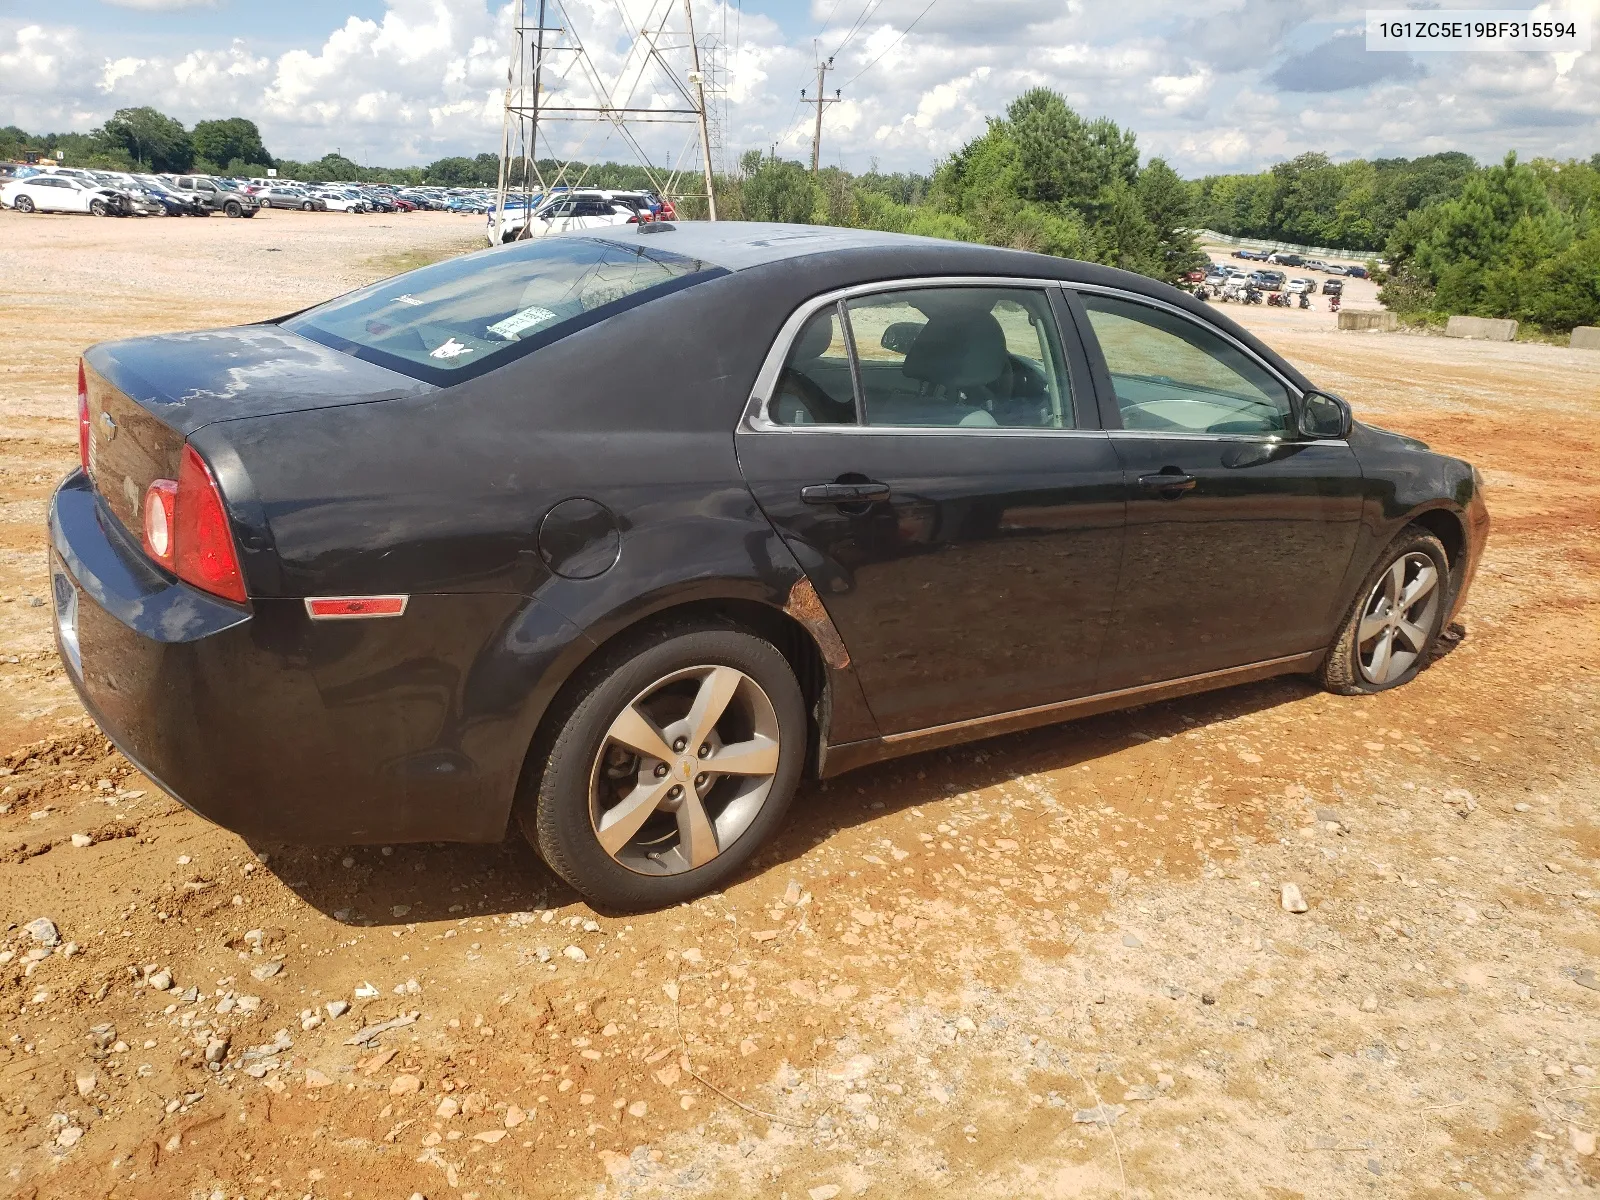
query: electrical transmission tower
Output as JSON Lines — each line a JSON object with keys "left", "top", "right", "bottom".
{"left": 801, "top": 56, "right": 841, "bottom": 174}
{"left": 493, "top": 0, "right": 719, "bottom": 243}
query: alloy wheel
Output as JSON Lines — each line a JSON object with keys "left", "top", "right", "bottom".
{"left": 588, "top": 665, "right": 781, "bottom": 877}
{"left": 1356, "top": 551, "right": 1441, "bottom": 685}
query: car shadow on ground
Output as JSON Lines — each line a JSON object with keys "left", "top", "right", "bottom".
{"left": 255, "top": 668, "right": 1346, "bottom": 925}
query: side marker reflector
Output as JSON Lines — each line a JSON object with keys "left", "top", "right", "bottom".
{"left": 305, "top": 596, "right": 409, "bottom": 620}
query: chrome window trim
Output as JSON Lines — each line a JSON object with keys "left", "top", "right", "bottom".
{"left": 741, "top": 275, "right": 1070, "bottom": 434}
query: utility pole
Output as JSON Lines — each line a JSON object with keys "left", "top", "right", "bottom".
{"left": 801, "top": 57, "right": 840, "bottom": 174}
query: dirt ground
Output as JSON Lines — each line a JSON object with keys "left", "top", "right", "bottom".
{"left": 0, "top": 208, "right": 1598, "bottom": 1200}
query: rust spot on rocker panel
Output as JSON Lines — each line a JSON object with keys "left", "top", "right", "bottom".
{"left": 784, "top": 577, "right": 851, "bottom": 670}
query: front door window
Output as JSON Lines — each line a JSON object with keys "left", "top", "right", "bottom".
{"left": 1078, "top": 293, "right": 1291, "bottom": 435}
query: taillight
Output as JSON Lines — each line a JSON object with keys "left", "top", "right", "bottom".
{"left": 142, "top": 479, "right": 178, "bottom": 567}
{"left": 174, "top": 445, "right": 246, "bottom": 602}
{"left": 138, "top": 446, "right": 247, "bottom": 602}
{"left": 77, "top": 361, "right": 90, "bottom": 473}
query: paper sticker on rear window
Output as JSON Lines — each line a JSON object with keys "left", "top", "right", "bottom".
{"left": 486, "top": 305, "right": 559, "bottom": 340}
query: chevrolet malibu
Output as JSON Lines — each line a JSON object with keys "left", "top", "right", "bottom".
{"left": 49, "top": 223, "right": 1489, "bottom": 910}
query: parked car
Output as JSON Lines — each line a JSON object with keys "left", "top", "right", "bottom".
{"left": 311, "top": 189, "right": 368, "bottom": 213}
{"left": 2, "top": 175, "right": 130, "bottom": 216}
{"left": 1266, "top": 252, "right": 1303, "bottom": 267}
{"left": 1321, "top": 264, "right": 1348, "bottom": 277}
{"left": 134, "top": 176, "right": 207, "bottom": 216}
{"left": 1345, "top": 265, "right": 1370, "bottom": 279}
{"left": 168, "top": 175, "right": 260, "bottom": 217}
{"left": 1322, "top": 278, "right": 1345, "bottom": 295}
{"left": 1231, "top": 248, "right": 1268, "bottom": 261}
{"left": 1247, "top": 269, "right": 1286, "bottom": 291}
{"left": 1285, "top": 277, "right": 1317, "bottom": 295}
{"left": 51, "top": 225, "right": 1491, "bottom": 909}
{"left": 257, "top": 187, "right": 328, "bottom": 211}
{"left": 496, "top": 188, "right": 644, "bottom": 242}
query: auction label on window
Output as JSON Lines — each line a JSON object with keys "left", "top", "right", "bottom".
{"left": 1367, "top": 9, "right": 1590, "bottom": 50}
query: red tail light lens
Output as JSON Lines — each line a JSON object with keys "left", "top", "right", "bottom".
{"left": 77, "top": 361, "right": 90, "bottom": 473}
{"left": 141, "top": 479, "right": 178, "bottom": 567}
{"left": 173, "top": 445, "right": 247, "bottom": 603}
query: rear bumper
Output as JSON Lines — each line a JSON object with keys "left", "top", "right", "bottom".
{"left": 49, "top": 471, "right": 585, "bottom": 845}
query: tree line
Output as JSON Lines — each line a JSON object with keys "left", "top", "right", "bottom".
{"left": 6, "top": 99, "right": 1597, "bottom": 330}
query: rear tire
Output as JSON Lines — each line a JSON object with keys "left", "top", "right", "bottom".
{"left": 519, "top": 621, "right": 806, "bottom": 911}
{"left": 1320, "top": 526, "right": 1449, "bottom": 695}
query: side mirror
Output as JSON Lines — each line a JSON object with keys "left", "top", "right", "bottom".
{"left": 1298, "top": 389, "right": 1353, "bottom": 440}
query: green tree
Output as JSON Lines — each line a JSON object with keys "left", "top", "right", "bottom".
{"left": 739, "top": 155, "right": 816, "bottom": 224}
{"left": 426, "top": 156, "right": 480, "bottom": 186}
{"left": 97, "top": 107, "right": 193, "bottom": 172}
{"left": 1007, "top": 87, "right": 1137, "bottom": 212}
{"left": 191, "top": 118, "right": 272, "bottom": 171}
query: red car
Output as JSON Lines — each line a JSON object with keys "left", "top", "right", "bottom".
{"left": 392, "top": 198, "right": 418, "bottom": 212}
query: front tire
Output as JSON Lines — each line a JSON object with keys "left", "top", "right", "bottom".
{"left": 14, "top": 196, "right": 34, "bottom": 213}
{"left": 520, "top": 622, "right": 806, "bottom": 911}
{"left": 1320, "top": 526, "right": 1449, "bottom": 695}
{"left": 89, "top": 199, "right": 109, "bottom": 217}
{"left": 224, "top": 201, "right": 242, "bottom": 218}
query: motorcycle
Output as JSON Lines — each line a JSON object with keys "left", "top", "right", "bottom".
{"left": 1242, "top": 287, "right": 1262, "bottom": 306}
{"left": 1193, "top": 284, "right": 1210, "bottom": 302}
{"left": 1267, "top": 291, "right": 1290, "bottom": 307}
{"left": 1328, "top": 294, "right": 1342, "bottom": 313}
{"left": 1298, "top": 292, "right": 1310, "bottom": 310}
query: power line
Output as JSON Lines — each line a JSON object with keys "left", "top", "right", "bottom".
{"left": 841, "top": 0, "right": 938, "bottom": 88}
{"left": 830, "top": 0, "right": 884, "bottom": 60}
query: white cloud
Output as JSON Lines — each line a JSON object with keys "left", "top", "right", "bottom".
{"left": 3, "top": 1, "right": 1597, "bottom": 176}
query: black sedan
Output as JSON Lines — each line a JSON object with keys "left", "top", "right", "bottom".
{"left": 49, "top": 223, "right": 1489, "bottom": 910}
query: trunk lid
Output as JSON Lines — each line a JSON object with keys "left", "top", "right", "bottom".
{"left": 82, "top": 324, "right": 433, "bottom": 546}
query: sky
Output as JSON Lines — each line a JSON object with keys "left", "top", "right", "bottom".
{"left": 1, "top": 0, "right": 1596, "bottom": 177}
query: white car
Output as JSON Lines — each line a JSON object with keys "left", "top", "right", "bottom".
{"left": 497, "top": 189, "right": 645, "bottom": 242}
{"left": 314, "top": 189, "right": 369, "bottom": 213}
{"left": 2, "top": 174, "right": 127, "bottom": 216}
{"left": 1286, "top": 277, "right": 1317, "bottom": 295}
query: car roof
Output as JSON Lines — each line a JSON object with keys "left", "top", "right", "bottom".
{"left": 583, "top": 221, "right": 1090, "bottom": 275}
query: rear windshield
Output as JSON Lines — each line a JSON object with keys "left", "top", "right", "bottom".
{"left": 284, "top": 236, "right": 722, "bottom": 385}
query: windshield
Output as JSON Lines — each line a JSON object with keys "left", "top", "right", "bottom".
{"left": 284, "top": 236, "right": 723, "bottom": 386}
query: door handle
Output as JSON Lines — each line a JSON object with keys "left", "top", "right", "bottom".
{"left": 1138, "top": 471, "right": 1198, "bottom": 495}
{"left": 800, "top": 481, "right": 891, "bottom": 505}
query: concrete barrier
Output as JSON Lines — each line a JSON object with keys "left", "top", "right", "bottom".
{"left": 1445, "top": 315, "right": 1517, "bottom": 341}
{"left": 1572, "top": 326, "right": 1600, "bottom": 352}
{"left": 1337, "top": 310, "right": 1398, "bottom": 332}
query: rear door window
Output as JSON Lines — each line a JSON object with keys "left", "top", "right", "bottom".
{"left": 845, "top": 286, "right": 1073, "bottom": 429}
{"left": 284, "top": 236, "right": 724, "bottom": 386}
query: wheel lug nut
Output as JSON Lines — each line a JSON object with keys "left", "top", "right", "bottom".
{"left": 669, "top": 785, "right": 682, "bottom": 798}
{"left": 673, "top": 737, "right": 687, "bottom": 752}
{"left": 698, "top": 744, "right": 710, "bottom": 758}
{"left": 654, "top": 763, "right": 668, "bottom": 778}
{"left": 695, "top": 773, "right": 707, "bottom": 787}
